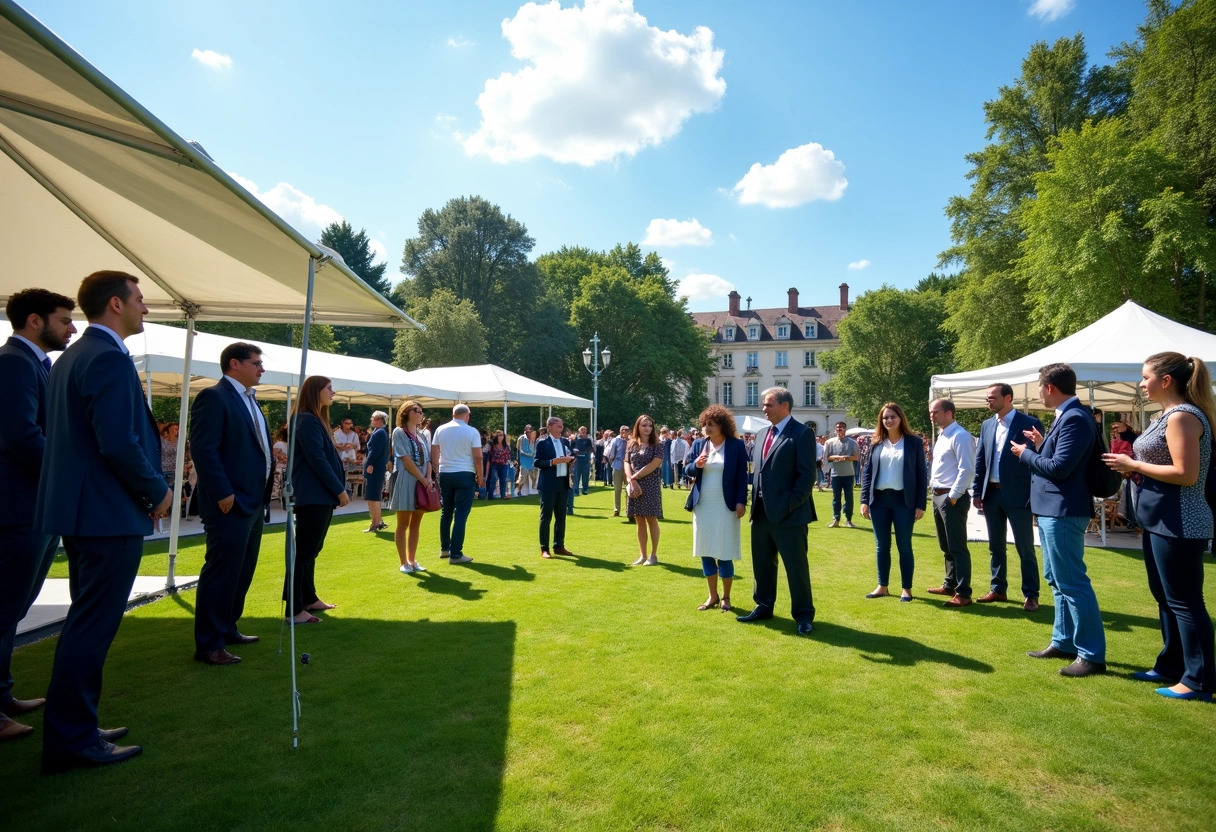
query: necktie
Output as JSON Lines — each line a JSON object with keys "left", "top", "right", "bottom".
{"left": 42, "top": 356, "right": 52, "bottom": 373}
{"left": 763, "top": 426, "right": 776, "bottom": 461}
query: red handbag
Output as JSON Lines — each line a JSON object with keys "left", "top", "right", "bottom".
{"left": 414, "top": 481, "right": 440, "bottom": 512}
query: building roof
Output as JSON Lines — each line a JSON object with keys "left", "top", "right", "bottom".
{"left": 691, "top": 303, "right": 849, "bottom": 343}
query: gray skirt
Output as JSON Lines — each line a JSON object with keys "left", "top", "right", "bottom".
{"left": 389, "top": 462, "right": 421, "bottom": 512}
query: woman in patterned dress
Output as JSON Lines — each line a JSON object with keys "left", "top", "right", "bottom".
{"left": 1104, "top": 352, "right": 1216, "bottom": 702}
{"left": 625, "top": 414, "right": 664, "bottom": 565}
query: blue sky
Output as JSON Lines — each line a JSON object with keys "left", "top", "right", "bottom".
{"left": 21, "top": 0, "right": 1148, "bottom": 313}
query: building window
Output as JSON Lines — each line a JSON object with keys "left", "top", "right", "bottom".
{"left": 804, "top": 321, "right": 816, "bottom": 339}
{"left": 746, "top": 381, "right": 759, "bottom": 407}
{"left": 775, "top": 351, "right": 788, "bottom": 368}
{"left": 724, "top": 326, "right": 735, "bottom": 341}
{"left": 721, "top": 353, "right": 733, "bottom": 369}
{"left": 722, "top": 381, "right": 733, "bottom": 407}
{"left": 776, "top": 324, "right": 789, "bottom": 339}
{"left": 804, "top": 350, "right": 815, "bottom": 368}
{"left": 804, "top": 380, "right": 817, "bottom": 407}
{"left": 748, "top": 324, "right": 759, "bottom": 341}
{"left": 746, "top": 351, "right": 758, "bottom": 369}
{"left": 775, "top": 379, "right": 788, "bottom": 388}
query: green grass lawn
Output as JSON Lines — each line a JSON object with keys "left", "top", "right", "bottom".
{"left": 6, "top": 486, "right": 1215, "bottom": 831}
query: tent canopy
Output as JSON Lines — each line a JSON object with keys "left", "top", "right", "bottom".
{"left": 401, "top": 364, "right": 592, "bottom": 409}
{"left": 0, "top": 0, "right": 418, "bottom": 329}
{"left": 930, "top": 301, "right": 1216, "bottom": 410}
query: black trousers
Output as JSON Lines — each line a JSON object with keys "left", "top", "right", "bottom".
{"left": 43, "top": 535, "right": 142, "bottom": 756}
{"left": 932, "top": 493, "right": 972, "bottom": 598}
{"left": 539, "top": 485, "right": 569, "bottom": 550}
{"left": 982, "top": 488, "right": 1039, "bottom": 598}
{"left": 285, "top": 505, "right": 333, "bottom": 616}
{"left": 0, "top": 524, "right": 58, "bottom": 703}
{"left": 195, "top": 508, "right": 264, "bottom": 650}
{"left": 750, "top": 499, "right": 815, "bottom": 623}
{"left": 1143, "top": 531, "right": 1216, "bottom": 692}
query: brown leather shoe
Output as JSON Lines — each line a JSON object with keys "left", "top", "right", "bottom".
{"left": 1059, "top": 658, "right": 1107, "bottom": 677}
{"left": 926, "top": 585, "right": 954, "bottom": 596}
{"left": 553, "top": 546, "right": 575, "bottom": 556}
{"left": 2, "top": 696, "right": 46, "bottom": 716}
{"left": 1023, "top": 598, "right": 1040, "bottom": 612}
{"left": 1027, "top": 645, "right": 1077, "bottom": 660}
{"left": 194, "top": 648, "right": 241, "bottom": 666}
{"left": 976, "top": 591, "right": 1007, "bottom": 603}
{"left": 944, "top": 594, "right": 972, "bottom": 607}
{"left": 0, "top": 715, "right": 34, "bottom": 742}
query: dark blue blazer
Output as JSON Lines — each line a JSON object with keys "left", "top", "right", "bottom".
{"left": 0, "top": 336, "right": 50, "bottom": 525}
{"left": 688, "top": 437, "right": 749, "bottom": 512}
{"left": 35, "top": 327, "right": 166, "bottom": 537}
{"left": 534, "top": 433, "right": 573, "bottom": 492}
{"left": 1018, "top": 398, "right": 1095, "bottom": 518}
{"left": 859, "top": 432, "right": 928, "bottom": 511}
{"left": 973, "top": 409, "right": 1042, "bottom": 507}
{"left": 364, "top": 426, "right": 389, "bottom": 475}
{"left": 189, "top": 378, "right": 274, "bottom": 520}
{"left": 290, "top": 412, "right": 346, "bottom": 507}
{"left": 751, "top": 418, "right": 818, "bottom": 526}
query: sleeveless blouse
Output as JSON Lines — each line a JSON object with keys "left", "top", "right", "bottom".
{"left": 1132, "top": 403, "right": 1212, "bottom": 540}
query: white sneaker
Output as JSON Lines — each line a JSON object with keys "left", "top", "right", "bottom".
{"left": 450, "top": 555, "right": 474, "bottom": 564}
{"left": 643, "top": 556, "right": 658, "bottom": 566}
{"left": 631, "top": 556, "right": 647, "bottom": 566}
{"left": 827, "top": 519, "right": 840, "bottom": 528}
{"left": 845, "top": 521, "right": 856, "bottom": 528}
{"left": 399, "top": 564, "right": 414, "bottom": 574}
{"left": 412, "top": 563, "right": 427, "bottom": 572}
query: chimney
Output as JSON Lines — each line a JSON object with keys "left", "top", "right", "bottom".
{"left": 787, "top": 287, "right": 799, "bottom": 314}
{"left": 839, "top": 283, "right": 849, "bottom": 310}
{"left": 728, "top": 290, "right": 741, "bottom": 317}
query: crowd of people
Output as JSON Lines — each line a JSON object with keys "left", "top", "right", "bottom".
{"left": 2, "top": 271, "right": 1213, "bottom": 777}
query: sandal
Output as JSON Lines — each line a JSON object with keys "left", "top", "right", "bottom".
{"left": 720, "top": 596, "right": 732, "bottom": 612}
{"left": 697, "top": 597, "right": 721, "bottom": 611}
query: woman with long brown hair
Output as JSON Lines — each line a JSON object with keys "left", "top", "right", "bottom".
{"left": 1104, "top": 352, "right": 1216, "bottom": 701}
{"left": 389, "top": 400, "right": 434, "bottom": 574}
{"left": 283, "top": 376, "right": 348, "bottom": 624}
{"left": 625, "top": 414, "right": 664, "bottom": 565}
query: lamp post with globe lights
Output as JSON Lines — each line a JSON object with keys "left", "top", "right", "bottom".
{"left": 582, "top": 333, "right": 611, "bottom": 438}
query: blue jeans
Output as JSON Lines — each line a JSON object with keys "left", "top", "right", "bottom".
{"left": 1038, "top": 515, "right": 1106, "bottom": 663}
{"left": 1142, "top": 532, "right": 1215, "bottom": 692}
{"left": 439, "top": 471, "right": 476, "bottom": 557}
{"left": 832, "top": 474, "right": 855, "bottom": 520}
{"left": 488, "top": 463, "right": 511, "bottom": 498}
{"left": 870, "top": 489, "right": 915, "bottom": 590}
{"left": 574, "top": 458, "right": 591, "bottom": 495}
{"left": 701, "top": 557, "right": 736, "bottom": 579}
{"left": 662, "top": 456, "right": 673, "bottom": 487}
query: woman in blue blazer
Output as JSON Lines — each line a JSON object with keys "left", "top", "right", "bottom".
{"left": 284, "top": 376, "right": 349, "bottom": 624}
{"left": 859, "top": 402, "right": 928, "bottom": 601}
{"left": 688, "top": 405, "right": 750, "bottom": 612}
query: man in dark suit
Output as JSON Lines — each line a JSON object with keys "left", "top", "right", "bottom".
{"left": 189, "top": 342, "right": 274, "bottom": 666}
{"left": 738, "top": 387, "right": 818, "bottom": 635}
{"left": 0, "top": 289, "right": 76, "bottom": 742}
{"left": 535, "top": 416, "right": 576, "bottom": 559}
{"left": 1012, "top": 363, "right": 1106, "bottom": 678}
{"left": 973, "top": 383, "right": 1044, "bottom": 612}
{"left": 363, "top": 411, "right": 390, "bottom": 533}
{"left": 35, "top": 271, "right": 173, "bottom": 773}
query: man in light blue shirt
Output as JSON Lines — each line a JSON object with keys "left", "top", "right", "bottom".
{"left": 927, "top": 399, "right": 977, "bottom": 607}
{"left": 606, "top": 425, "right": 629, "bottom": 516}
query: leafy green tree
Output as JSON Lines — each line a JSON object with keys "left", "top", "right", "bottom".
{"left": 820, "top": 286, "right": 953, "bottom": 431}
{"left": 321, "top": 221, "right": 396, "bottom": 362}
{"left": 393, "top": 288, "right": 488, "bottom": 370}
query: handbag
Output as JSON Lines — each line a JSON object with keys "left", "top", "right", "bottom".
{"left": 414, "top": 480, "right": 440, "bottom": 512}
{"left": 684, "top": 482, "right": 700, "bottom": 512}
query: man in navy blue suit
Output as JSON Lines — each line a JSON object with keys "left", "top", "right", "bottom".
{"left": 973, "top": 383, "right": 1044, "bottom": 612}
{"left": 1012, "top": 363, "right": 1107, "bottom": 678}
{"left": 36, "top": 271, "right": 173, "bottom": 773}
{"left": 0, "top": 289, "right": 76, "bottom": 743}
{"left": 535, "top": 416, "right": 576, "bottom": 559}
{"left": 189, "top": 342, "right": 274, "bottom": 666}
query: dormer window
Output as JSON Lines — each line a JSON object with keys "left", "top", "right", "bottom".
{"left": 776, "top": 324, "right": 790, "bottom": 339}
{"left": 724, "top": 325, "right": 735, "bottom": 341}
{"left": 804, "top": 321, "right": 817, "bottom": 338}
{"left": 748, "top": 325, "right": 759, "bottom": 341}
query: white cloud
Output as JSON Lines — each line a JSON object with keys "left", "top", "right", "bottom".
{"left": 191, "top": 49, "right": 232, "bottom": 70}
{"left": 368, "top": 238, "right": 390, "bottom": 265}
{"left": 228, "top": 173, "right": 343, "bottom": 235}
{"left": 434, "top": 113, "right": 458, "bottom": 126}
{"left": 1028, "top": 0, "right": 1075, "bottom": 22}
{"left": 732, "top": 142, "right": 848, "bottom": 208}
{"left": 678, "top": 272, "right": 733, "bottom": 302}
{"left": 461, "top": 0, "right": 725, "bottom": 166}
{"left": 847, "top": 259, "right": 870, "bottom": 271}
{"left": 447, "top": 35, "right": 474, "bottom": 48}
{"left": 643, "top": 218, "right": 713, "bottom": 247}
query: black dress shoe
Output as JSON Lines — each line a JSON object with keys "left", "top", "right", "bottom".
{"left": 1026, "top": 645, "right": 1078, "bottom": 661}
{"left": 736, "top": 607, "right": 773, "bottom": 623}
{"left": 42, "top": 740, "right": 142, "bottom": 774}
{"left": 225, "top": 632, "right": 260, "bottom": 645}
{"left": 2, "top": 696, "right": 46, "bottom": 716}
{"left": 98, "top": 727, "right": 129, "bottom": 742}
{"left": 1059, "top": 658, "right": 1107, "bottom": 677}
{"left": 797, "top": 621, "right": 814, "bottom": 636}
{"left": 194, "top": 648, "right": 241, "bottom": 665}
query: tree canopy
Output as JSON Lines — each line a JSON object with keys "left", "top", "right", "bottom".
{"left": 322, "top": 220, "right": 395, "bottom": 363}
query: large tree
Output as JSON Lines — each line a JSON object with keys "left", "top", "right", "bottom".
{"left": 321, "top": 221, "right": 395, "bottom": 362}
{"left": 393, "top": 288, "right": 488, "bottom": 370}
{"left": 820, "top": 286, "right": 953, "bottom": 431}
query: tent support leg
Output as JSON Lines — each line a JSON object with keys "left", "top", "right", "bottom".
{"left": 166, "top": 315, "right": 195, "bottom": 590}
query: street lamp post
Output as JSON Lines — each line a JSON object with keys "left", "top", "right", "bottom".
{"left": 582, "top": 333, "right": 611, "bottom": 438}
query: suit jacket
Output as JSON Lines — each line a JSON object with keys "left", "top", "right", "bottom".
{"left": 534, "top": 433, "right": 573, "bottom": 492}
{"left": 0, "top": 336, "right": 50, "bottom": 525}
{"left": 973, "top": 409, "right": 1043, "bottom": 507}
{"left": 688, "top": 437, "right": 749, "bottom": 512}
{"left": 751, "top": 418, "right": 818, "bottom": 526}
{"left": 859, "top": 432, "right": 928, "bottom": 511}
{"left": 364, "top": 426, "right": 389, "bottom": 474}
{"left": 189, "top": 378, "right": 274, "bottom": 521}
{"left": 290, "top": 412, "right": 346, "bottom": 507}
{"left": 35, "top": 327, "right": 166, "bottom": 537}
{"left": 1018, "top": 398, "right": 1095, "bottom": 518}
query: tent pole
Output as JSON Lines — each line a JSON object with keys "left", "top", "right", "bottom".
{"left": 165, "top": 314, "right": 195, "bottom": 590}
{"left": 144, "top": 367, "right": 153, "bottom": 407}
{"left": 503, "top": 402, "right": 508, "bottom": 434}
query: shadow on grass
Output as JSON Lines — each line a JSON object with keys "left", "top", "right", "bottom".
{"left": 747, "top": 618, "right": 995, "bottom": 672}
{"left": 563, "top": 553, "right": 629, "bottom": 573}
{"left": 412, "top": 571, "right": 488, "bottom": 600}
{"left": 2, "top": 616, "right": 515, "bottom": 831}
{"left": 656, "top": 562, "right": 703, "bottom": 578}
{"left": 464, "top": 562, "right": 536, "bottom": 582}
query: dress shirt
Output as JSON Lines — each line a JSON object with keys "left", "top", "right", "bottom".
{"left": 762, "top": 415, "right": 792, "bottom": 463}
{"left": 225, "top": 375, "right": 270, "bottom": 477}
{"left": 669, "top": 437, "right": 688, "bottom": 466}
{"left": 548, "top": 435, "right": 568, "bottom": 477}
{"left": 930, "top": 420, "right": 976, "bottom": 499}
{"left": 1054, "top": 396, "right": 1079, "bottom": 422}
{"left": 990, "top": 409, "right": 1015, "bottom": 484}
{"left": 12, "top": 333, "right": 50, "bottom": 366}
{"left": 875, "top": 437, "right": 905, "bottom": 491}
{"left": 86, "top": 322, "right": 129, "bottom": 354}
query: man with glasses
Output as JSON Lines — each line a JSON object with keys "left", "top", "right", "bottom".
{"left": 535, "top": 416, "right": 577, "bottom": 558}
{"left": 189, "top": 342, "right": 274, "bottom": 665}
{"left": 926, "top": 399, "right": 976, "bottom": 608}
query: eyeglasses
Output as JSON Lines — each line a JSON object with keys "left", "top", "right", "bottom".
{"left": 243, "top": 359, "right": 264, "bottom": 367}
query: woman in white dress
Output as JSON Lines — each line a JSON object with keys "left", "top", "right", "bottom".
{"left": 689, "top": 405, "right": 750, "bottom": 612}
{"left": 389, "top": 400, "right": 435, "bottom": 574}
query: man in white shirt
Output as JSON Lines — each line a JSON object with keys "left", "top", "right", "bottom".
{"left": 669, "top": 430, "right": 689, "bottom": 490}
{"left": 333, "top": 418, "right": 359, "bottom": 465}
{"left": 927, "top": 399, "right": 977, "bottom": 607}
{"left": 605, "top": 425, "right": 630, "bottom": 515}
{"left": 430, "top": 404, "right": 484, "bottom": 564}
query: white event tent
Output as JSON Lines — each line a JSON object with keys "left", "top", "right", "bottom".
{"left": 401, "top": 364, "right": 594, "bottom": 429}
{"left": 930, "top": 301, "right": 1216, "bottom": 417}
